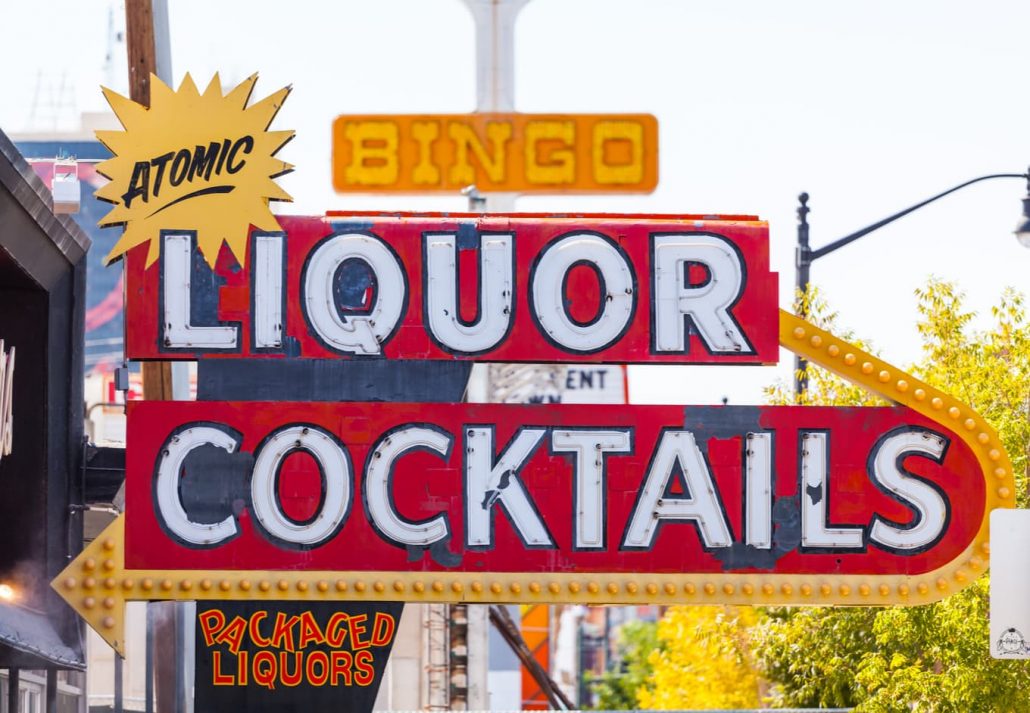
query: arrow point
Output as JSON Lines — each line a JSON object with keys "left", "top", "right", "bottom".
{"left": 51, "top": 515, "right": 127, "bottom": 657}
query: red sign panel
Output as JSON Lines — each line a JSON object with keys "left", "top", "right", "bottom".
{"left": 125, "top": 401, "right": 982, "bottom": 578}
{"left": 123, "top": 213, "right": 778, "bottom": 364}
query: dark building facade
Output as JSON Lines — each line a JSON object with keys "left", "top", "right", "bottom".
{"left": 0, "top": 127, "right": 89, "bottom": 709}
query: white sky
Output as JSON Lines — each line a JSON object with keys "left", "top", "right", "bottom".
{"left": 4, "top": 0, "right": 1030, "bottom": 406}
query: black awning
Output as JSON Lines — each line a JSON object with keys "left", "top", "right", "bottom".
{"left": 0, "top": 600, "right": 84, "bottom": 670}
{"left": 0, "top": 127, "right": 90, "bottom": 290}
{"left": 0, "top": 128, "right": 89, "bottom": 671}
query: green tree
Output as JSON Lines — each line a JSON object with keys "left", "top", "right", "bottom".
{"left": 756, "top": 281, "right": 1030, "bottom": 711}
{"left": 586, "top": 620, "right": 658, "bottom": 710}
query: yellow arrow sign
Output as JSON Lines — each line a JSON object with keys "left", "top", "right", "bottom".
{"left": 54, "top": 310, "right": 1016, "bottom": 656}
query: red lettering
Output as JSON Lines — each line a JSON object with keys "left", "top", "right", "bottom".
{"left": 198, "top": 609, "right": 226, "bottom": 647}
{"left": 213, "top": 616, "right": 247, "bottom": 656}
{"left": 353, "top": 649, "right": 375, "bottom": 686}
{"left": 325, "top": 613, "right": 349, "bottom": 647}
{"left": 238, "top": 650, "right": 248, "bottom": 686}
{"left": 280, "top": 651, "right": 304, "bottom": 687}
{"left": 270, "top": 613, "right": 299, "bottom": 652}
{"left": 306, "top": 650, "right": 330, "bottom": 686}
{"left": 253, "top": 651, "right": 277, "bottom": 690}
{"left": 330, "top": 651, "right": 353, "bottom": 685}
{"left": 248, "top": 611, "right": 271, "bottom": 647}
{"left": 370, "top": 613, "right": 396, "bottom": 646}
{"left": 348, "top": 614, "right": 370, "bottom": 650}
{"left": 297, "top": 611, "right": 327, "bottom": 648}
{"left": 211, "top": 651, "right": 235, "bottom": 685}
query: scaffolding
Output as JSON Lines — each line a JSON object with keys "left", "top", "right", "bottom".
{"left": 423, "top": 603, "right": 451, "bottom": 711}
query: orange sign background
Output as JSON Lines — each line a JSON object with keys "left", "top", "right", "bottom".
{"left": 332, "top": 113, "right": 658, "bottom": 194}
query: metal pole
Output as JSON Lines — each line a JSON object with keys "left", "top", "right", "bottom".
{"left": 151, "top": 0, "right": 172, "bottom": 83}
{"left": 115, "top": 653, "right": 124, "bottom": 713}
{"left": 487, "top": 606, "right": 572, "bottom": 710}
{"left": 463, "top": 0, "right": 528, "bottom": 113}
{"left": 174, "top": 604, "right": 185, "bottom": 713}
{"left": 794, "top": 192, "right": 810, "bottom": 399}
{"left": 460, "top": 0, "right": 528, "bottom": 212}
{"left": 44, "top": 667, "right": 56, "bottom": 713}
{"left": 180, "top": 602, "right": 195, "bottom": 713}
{"left": 792, "top": 171, "right": 1029, "bottom": 399}
{"left": 44, "top": 670, "right": 56, "bottom": 713}
{"left": 145, "top": 604, "right": 154, "bottom": 713}
{"left": 8, "top": 669, "right": 19, "bottom": 713}
{"left": 127, "top": 0, "right": 183, "bottom": 400}
{"left": 458, "top": 3, "right": 530, "bottom": 706}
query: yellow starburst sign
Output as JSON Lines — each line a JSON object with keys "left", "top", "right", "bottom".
{"left": 96, "top": 73, "right": 294, "bottom": 268}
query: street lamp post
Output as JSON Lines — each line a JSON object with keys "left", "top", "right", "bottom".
{"left": 794, "top": 170, "right": 1030, "bottom": 397}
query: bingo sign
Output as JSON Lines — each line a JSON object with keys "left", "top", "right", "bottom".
{"left": 332, "top": 113, "right": 658, "bottom": 194}
{"left": 54, "top": 73, "right": 1015, "bottom": 664}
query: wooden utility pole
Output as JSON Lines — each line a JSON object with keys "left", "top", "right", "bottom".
{"left": 125, "top": 0, "right": 172, "bottom": 402}
{"left": 124, "top": 8, "right": 175, "bottom": 713}
{"left": 125, "top": 0, "right": 156, "bottom": 107}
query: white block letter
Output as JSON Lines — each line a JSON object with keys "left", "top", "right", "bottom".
{"left": 745, "top": 432, "right": 773, "bottom": 549}
{"left": 424, "top": 232, "right": 513, "bottom": 353}
{"left": 162, "top": 234, "right": 238, "bottom": 349}
{"left": 465, "top": 427, "right": 553, "bottom": 548}
{"left": 253, "top": 233, "right": 284, "bottom": 349}
{"left": 800, "top": 432, "right": 863, "bottom": 548}
{"left": 869, "top": 428, "right": 949, "bottom": 551}
{"left": 622, "top": 430, "right": 732, "bottom": 549}
{"left": 531, "top": 233, "right": 634, "bottom": 352}
{"left": 365, "top": 425, "right": 453, "bottom": 547}
{"left": 155, "top": 424, "right": 240, "bottom": 546}
{"left": 303, "top": 233, "right": 406, "bottom": 355}
{"left": 652, "top": 233, "right": 751, "bottom": 354}
{"left": 551, "top": 429, "right": 632, "bottom": 549}
{"left": 251, "top": 425, "right": 351, "bottom": 547}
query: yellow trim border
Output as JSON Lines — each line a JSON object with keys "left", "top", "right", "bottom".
{"left": 53, "top": 310, "right": 1013, "bottom": 656}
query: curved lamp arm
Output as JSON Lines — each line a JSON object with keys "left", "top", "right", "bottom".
{"left": 809, "top": 172, "right": 1030, "bottom": 262}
